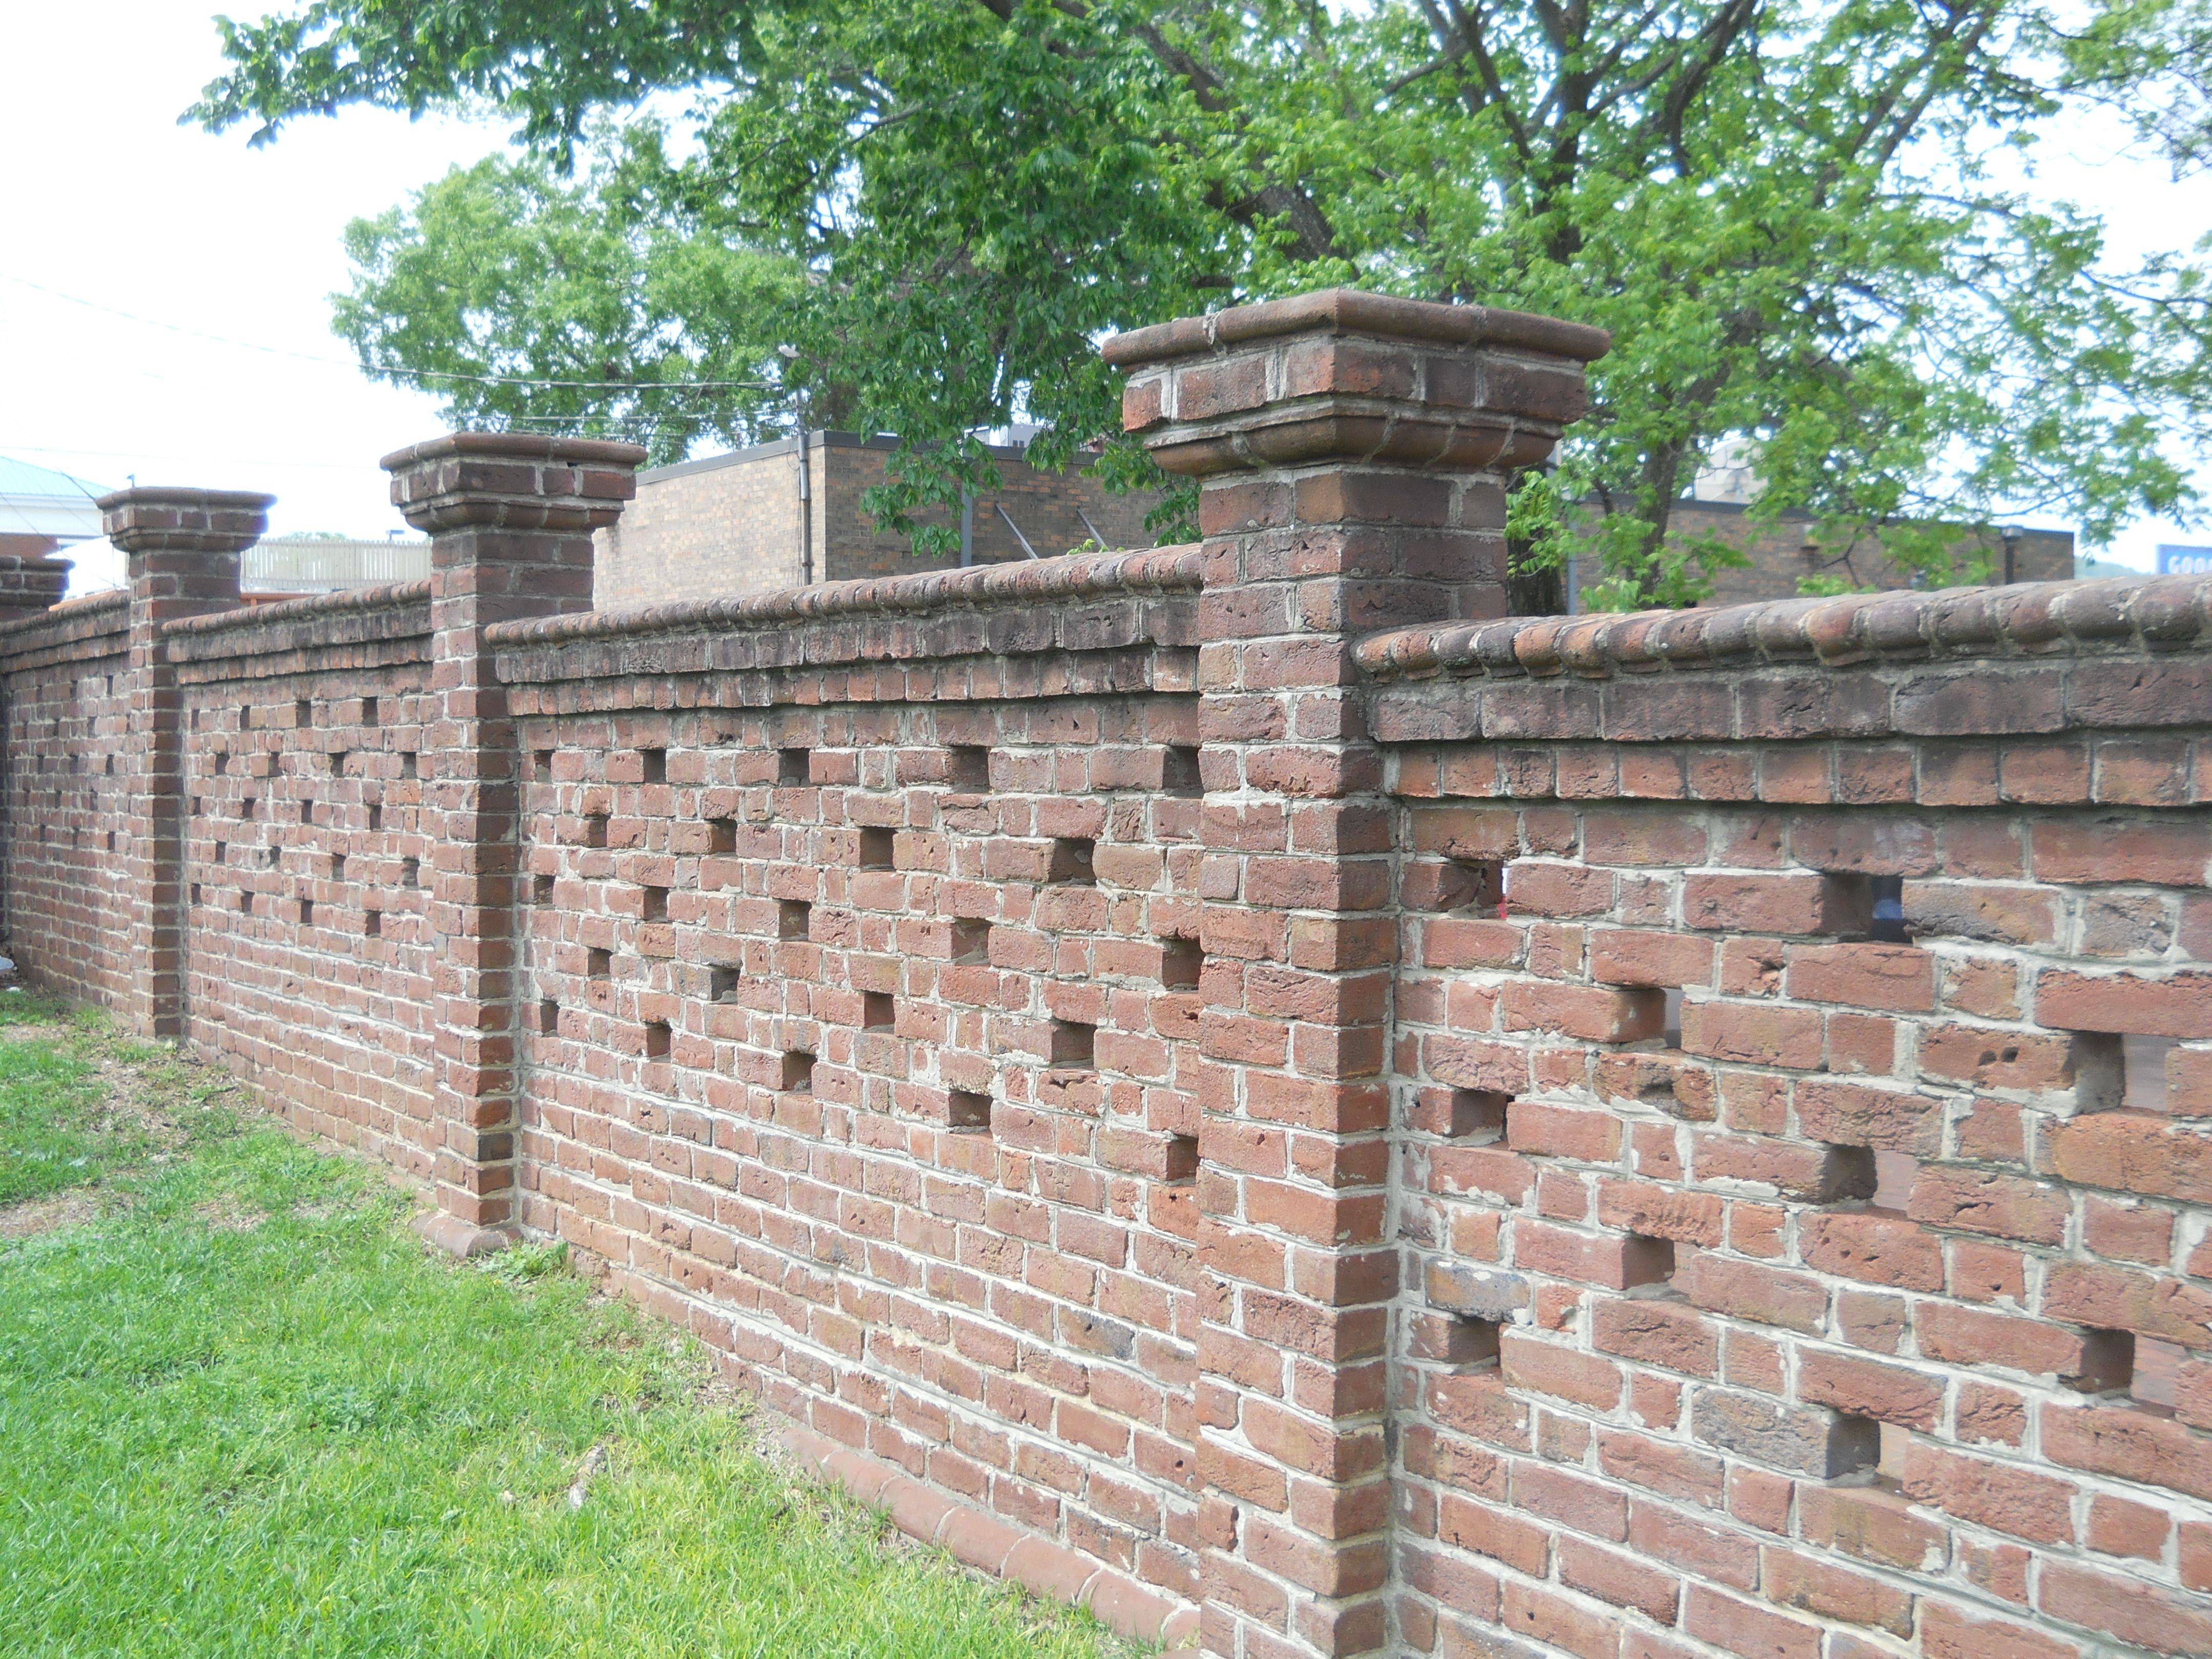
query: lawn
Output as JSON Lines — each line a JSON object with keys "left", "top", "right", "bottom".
{"left": 0, "top": 997, "right": 1140, "bottom": 1658}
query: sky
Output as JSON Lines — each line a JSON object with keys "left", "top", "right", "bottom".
{"left": 4, "top": 2, "right": 2209, "bottom": 595}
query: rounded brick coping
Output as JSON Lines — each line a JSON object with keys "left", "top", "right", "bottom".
{"left": 0, "top": 586, "right": 125, "bottom": 645}
{"left": 484, "top": 543, "right": 1205, "bottom": 648}
{"left": 772, "top": 1419, "right": 1199, "bottom": 1650}
{"left": 1102, "top": 287, "right": 1610, "bottom": 369}
{"left": 1354, "top": 574, "right": 2212, "bottom": 682}
{"left": 376, "top": 431, "right": 649, "bottom": 473}
{"left": 160, "top": 579, "right": 433, "bottom": 641}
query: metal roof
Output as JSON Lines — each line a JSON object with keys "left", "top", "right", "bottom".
{"left": 0, "top": 455, "right": 109, "bottom": 501}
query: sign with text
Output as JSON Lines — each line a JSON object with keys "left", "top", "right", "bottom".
{"left": 2158, "top": 544, "right": 2212, "bottom": 576}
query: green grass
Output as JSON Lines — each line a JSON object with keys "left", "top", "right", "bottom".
{"left": 0, "top": 1003, "right": 1139, "bottom": 1658}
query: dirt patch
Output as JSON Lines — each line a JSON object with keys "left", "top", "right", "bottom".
{"left": 0, "top": 1188, "right": 101, "bottom": 1240}
{"left": 192, "top": 1196, "right": 265, "bottom": 1233}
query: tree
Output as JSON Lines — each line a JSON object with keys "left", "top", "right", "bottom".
{"left": 196, "top": 0, "right": 2212, "bottom": 604}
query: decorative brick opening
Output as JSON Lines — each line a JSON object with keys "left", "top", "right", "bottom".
{"left": 861, "top": 991, "right": 895, "bottom": 1031}
{"left": 947, "top": 745, "right": 990, "bottom": 790}
{"left": 709, "top": 965, "right": 742, "bottom": 1003}
{"left": 643, "top": 1019, "right": 672, "bottom": 1060}
{"left": 1159, "top": 938, "right": 1202, "bottom": 990}
{"left": 777, "top": 747, "right": 810, "bottom": 786}
{"left": 639, "top": 747, "right": 666, "bottom": 785}
{"left": 1047, "top": 837, "right": 1095, "bottom": 885}
{"left": 780, "top": 1050, "right": 815, "bottom": 1094}
{"left": 1162, "top": 746, "right": 1202, "bottom": 797}
{"left": 778, "top": 899, "right": 811, "bottom": 941}
{"left": 950, "top": 918, "right": 992, "bottom": 964}
{"left": 586, "top": 947, "right": 611, "bottom": 980}
{"left": 857, "top": 827, "right": 896, "bottom": 870}
{"left": 947, "top": 1089, "right": 992, "bottom": 1132}
{"left": 640, "top": 884, "right": 668, "bottom": 923}
{"left": 1049, "top": 1019, "right": 1096, "bottom": 1069}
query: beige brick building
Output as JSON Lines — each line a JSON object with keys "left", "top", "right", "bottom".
{"left": 594, "top": 430, "right": 1164, "bottom": 609}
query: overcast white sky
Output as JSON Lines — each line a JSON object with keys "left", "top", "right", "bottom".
{"left": 5, "top": 2, "right": 2208, "bottom": 595}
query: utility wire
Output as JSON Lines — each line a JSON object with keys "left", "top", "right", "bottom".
{"left": 0, "top": 270, "right": 779, "bottom": 393}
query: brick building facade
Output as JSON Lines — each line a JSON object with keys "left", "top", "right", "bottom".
{"left": 1, "top": 288, "right": 2207, "bottom": 1659}
{"left": 595, "top": 430, "right": 1163, "bottom": 609}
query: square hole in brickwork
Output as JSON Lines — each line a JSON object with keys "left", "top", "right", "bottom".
{"left": 1662, "top": 988, "right": 1684, "bottom": 1049}
{"left": 399, "top": 752, "right": 418, "bottom": 780}
{"left": 1048, "top": 838, "right": 1095, "bottom": 885}
{"left": 531, "top": 748, "right": 553, "bottom": 780}
{"left": 777, "top": 748, "right": 810, "bottom": 786}
{"left": 297, "top": 801, "right": 313, "bottom": 826}
{"left": 1871, "top": 1152, "right": 1919, "bottom": 1214}
{"left": 364, "top": 909, "right": 382, "bottom": 939}
{"left": 189, "top": 883, "right": 203, "bottom": 909}
{"left": 858, "top": 827, "right": 896, "bottom": 871}
{"left": 1623, "top": 1235, "right": 1677, "bottom": 1290}
{"left": 948, "top": 1090, "right": 993, "bottom": 1132}
{"left": 299, "top": 898, "right": 314, "bottom": 927}
{"left": 240, "top": 892, "right": 256, "bottom": 918}
{"left": 1164, "top": 1133, "right": 1200, "bottom": 1184}
{"left": 582, "top": 813, "right": 607, "bottom": 849}
{"left": 1451, "top": 858, "right": 1505, "bottom": 913}
{"left": 401, "top": 857, "right": 421, "bottom": 889}
{"left": 536, "top": 999, "right": 559, "bottom": 1037}
{"left": 361, "top": 696, "right": 379, "bottom": 729}
{"left": 530, "top": 873, "right": 554, "bottom": 906}
{"left": 367, "top": 803, "right": 384, "bottom": 833}
{"left": 644, "top": 1020, "right": 672, "bottom": 1060}
{"left": 709, "top": 965, "right": 742, "bottom": 1003}
{"left": 778, "top": 900, "right": 812, "bottom": 941}
{"left": 329, "top": 853, "right": 346, "bottom": 881}
{"left": 1445, "top": 1090, "right": 1509, "bottom": 1142}
{"left": 106, "top": 831, "right": 117, "bottom": 853}
{"left": 2076, "top": 1330, "right": 2137, "bottom": 1395}
{"left": 951, "top": 918, "right": 992, "bottom": 964}
{"left": 587, "top": 947, "right": 612, "bottom": 980}
{"left": 1050, "top": 1020, "right": 1096, "bottom": 1069}
{"left": 947, "top": 746, "right": 990, "bottom": 791}
{"left": 1162, "top": 746, "right": 1203, "bottom": 797}
{"left": 294, "top": 699, "right": 313, "bottom": 731}
{"left": 781, "top": 1051, "right": 816, "bottom": 1093}
{"left": 639, "top": 748, "right": 666, "bottom": 785}
{"left": 641, "top": 884, "right": 668, "bottom": 923}
{"left": 1160, "top": 938, "right": 1203, "bottom": 991}
{"left": 862, "top": 991, "right": 896, "bottom": 1031}
{"left": 1825, "top": 1415, "right": 1884, "bottom": 1480}
{"left": 707, "top": 817, "right": 737, "bottom": 855}
{"left": 1822, "top": 1145, "right": 1880, "bottom": 1204}
{"left": 1419, "top": 1313, "right": 1502, "bottom": 1368}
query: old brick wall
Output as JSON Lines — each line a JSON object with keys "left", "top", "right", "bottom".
{"left": 165, "top": 586, "right": 441, "bottom": 1177}
{"left": 486, "top": 553, "right": 1209, "bottom": 1606}
{"left": 0, "top": 593, "right": 131, "bottom": 1004}
{"left": 1364, "top": 591, "right": 2212, "bottom": 1659}
{"left": 2, "top": 290, "right": 2208, "bottom": 1659}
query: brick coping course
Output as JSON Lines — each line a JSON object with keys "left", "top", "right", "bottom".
{"left": 1356, "top": 573, "right": 2212, "bottom": 680}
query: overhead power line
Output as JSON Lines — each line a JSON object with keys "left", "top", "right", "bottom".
{"left": 0, "top": 270, "right": 778, "bottom": 394}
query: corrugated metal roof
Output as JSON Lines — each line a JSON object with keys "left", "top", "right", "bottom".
{"left": 0, "top": 455, "right": 109, "bottom": 501}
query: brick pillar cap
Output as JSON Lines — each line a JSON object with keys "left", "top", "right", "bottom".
{"left": 382, "top": 430, "right": 647, "bottom": 534}
{"left": 1101, "top": 287, "right": 1609, "bottom": 372}
{"left": 96, "top": 487, "right": 273, "bottom": 555}
{"left": 376, "top": 431, "right": 650, "bottom": 474}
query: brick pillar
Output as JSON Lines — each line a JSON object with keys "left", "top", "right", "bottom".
{"left": 0, "top": 551, "right": 73, "bottom": 618}
{"left": 1105, "top": 290, "right": 1607, "bottom": 1657}
{"left": 383, "top": 433, "right": 643, "bottom": 1256}
{"left": 98, "top": 487, "right": 270, "bottom": 1037}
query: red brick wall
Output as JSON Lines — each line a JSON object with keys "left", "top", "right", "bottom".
{"left": 167, "top": 585, "right": 441, "bottom": 1178}
{"left": 0, "top": 593, "right": 131, "bottom": 1003}
{"left": 4, "top": 295, "right": 2208, "bottom": 1659}
{"left": 1365, "top": 600, "right": 2212, "bottom": 1659}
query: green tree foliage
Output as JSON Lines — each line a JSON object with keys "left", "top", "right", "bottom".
{"left": 197, "top": 0, "right": 2212, "bottom": 601}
